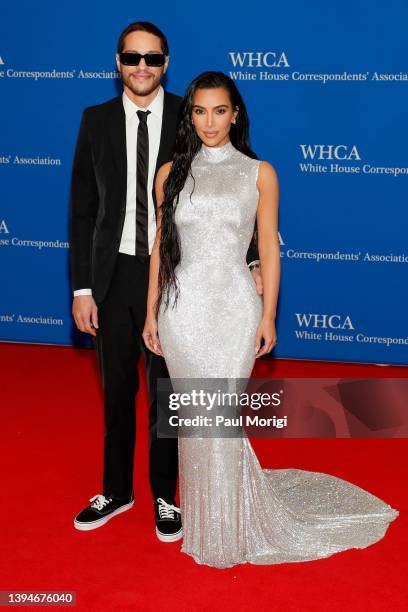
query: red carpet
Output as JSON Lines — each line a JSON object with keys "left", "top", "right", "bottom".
{"left": 1, "top": 343, "right": 406, "bottom": 611}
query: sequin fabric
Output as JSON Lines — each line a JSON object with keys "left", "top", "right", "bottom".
{"left": 157, "top": 141, "right": 399, "bottom": 569}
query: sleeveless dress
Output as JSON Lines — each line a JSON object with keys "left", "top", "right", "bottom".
{"left": 157, "top": 140, "right": 399, "bottom": 569}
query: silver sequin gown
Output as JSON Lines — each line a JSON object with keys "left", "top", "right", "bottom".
{"left": 157, "top": 141, "right": 399, "bottom": 569}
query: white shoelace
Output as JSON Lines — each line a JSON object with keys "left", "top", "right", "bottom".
{"left": 157, "top": 497, "right": 181, "bottom": 519}
{"left": 89, "top": 494, "right": 112, "bottom": 511}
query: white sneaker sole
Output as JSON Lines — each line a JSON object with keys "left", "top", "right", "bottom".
{"left": 74, "top": 499, "right": 135, "bottom": 531}
{"left": 156, "top": 526, "right": 183, "bottom": 542}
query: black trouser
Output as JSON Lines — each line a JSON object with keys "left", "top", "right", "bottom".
{"left": 93, "top": 252, "right": 178, "bottom": 501}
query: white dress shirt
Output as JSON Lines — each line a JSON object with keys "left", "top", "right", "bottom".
{"left": 73, "top": 86, "right": 164, "bottom": 297}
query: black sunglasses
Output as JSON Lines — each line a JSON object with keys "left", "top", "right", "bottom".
{"left": 119, "top": 52, "right": 166, "bottom": 67}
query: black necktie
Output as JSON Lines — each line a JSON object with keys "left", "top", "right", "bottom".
{"left": 136, "top": 109, "right": 151, "bottom": 258}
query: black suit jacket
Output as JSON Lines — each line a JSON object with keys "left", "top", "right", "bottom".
{"left": 69, "top": 91, "right": 259, "bottom": 305}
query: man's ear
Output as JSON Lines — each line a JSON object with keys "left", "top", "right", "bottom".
{"left": 115, "top": 54, "right": 121, "bottom": 72}
{"left": 163, "top": 55, "right": 170, "bottom": 75}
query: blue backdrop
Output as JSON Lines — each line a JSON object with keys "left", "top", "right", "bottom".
{"left": 1, "top": 0, "right": 407, "bottom": 365}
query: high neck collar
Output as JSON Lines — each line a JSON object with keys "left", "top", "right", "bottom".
{"left": 199, "top": 140, "right": 236, "bottom": 163}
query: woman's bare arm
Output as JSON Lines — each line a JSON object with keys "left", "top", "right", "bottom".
{"left": 254, "top": 161, "right": 280, "bottom": 356}
{"left": 143, "top": 161, "right": 172, "bottom": 354}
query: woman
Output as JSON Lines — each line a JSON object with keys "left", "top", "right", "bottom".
{"left": 143, "top": 71, "right": 399, "bottom": 568}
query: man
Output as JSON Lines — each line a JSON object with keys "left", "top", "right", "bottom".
{"left": 69, "top": 21, "right": 261, "bottom": 540}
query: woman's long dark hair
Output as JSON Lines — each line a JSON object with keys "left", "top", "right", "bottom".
{"left": 157, "top": 71, "right": 257, "bottom": 313}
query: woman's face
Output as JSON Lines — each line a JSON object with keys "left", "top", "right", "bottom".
{"left": 191, "top": 87, "right": 238, "bottom": 147}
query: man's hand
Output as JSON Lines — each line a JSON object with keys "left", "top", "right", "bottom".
{"left": 251, "top": 266, "right": 263, "bottom": 295}
{"left": 72, "top": 295, "right": 99, "bottom": 337}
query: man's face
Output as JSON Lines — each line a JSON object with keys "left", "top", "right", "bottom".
{"left": 116, "top": 30, "right": 169, "bottom": 97}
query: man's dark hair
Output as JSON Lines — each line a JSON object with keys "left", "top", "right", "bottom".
{"left": 117, "top": 21, "right": 169, "bottom": 55}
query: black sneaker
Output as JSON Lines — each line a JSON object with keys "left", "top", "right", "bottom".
{"left": 74, "top": 491, "right": 134, "bottom": 531}
{"left": 154, "top": 497, "right": 183, "bottom": 542}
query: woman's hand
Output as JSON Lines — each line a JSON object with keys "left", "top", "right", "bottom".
{"left": 254, "top": 317, "right": 277, "bottom": 358}
{"left": 142, "top": 314, "right": 164, "bottom": 356}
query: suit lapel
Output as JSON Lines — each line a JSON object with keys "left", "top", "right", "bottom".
{"left": 153, "top": 92, "right": 179, "bottom": 213}
{"left": 155, "top": 91, "right": 177, "bottom": 179}
{"left": 107, "top": 97, "right": 127, "bottom": 195}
